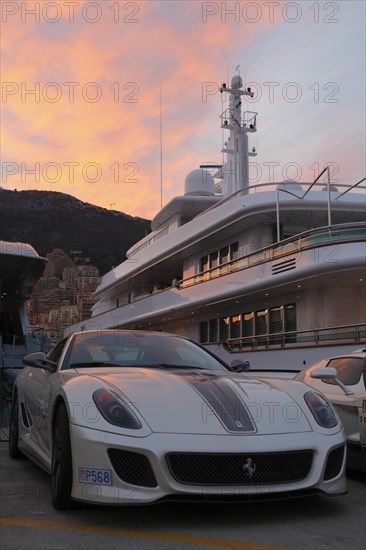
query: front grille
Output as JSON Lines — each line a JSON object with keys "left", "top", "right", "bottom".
{"left": 167, "top": 451, "right": 313, "bottom": 485}
{"left": 108, "top": 449, "right": 157, "bottom": 488}
{"left": 323, "top": 445, "right": 345, "bottom": 480}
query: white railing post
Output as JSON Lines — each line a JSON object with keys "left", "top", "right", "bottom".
{"left": 327, "top": 166, "right": 332, "bottom": 227}
{"left": 276, "top": 187, "right": 281, "bottom": 242}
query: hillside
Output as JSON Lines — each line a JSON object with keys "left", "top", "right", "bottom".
{"left": 0, "top": 189, "right": 151, "bottom": 275}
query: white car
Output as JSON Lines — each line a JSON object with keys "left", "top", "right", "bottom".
{"left": 295, "top": 349, "right": 366, "bottom": 472}
{"left": 9, "top": 330, "right": 347, "bottom": 509}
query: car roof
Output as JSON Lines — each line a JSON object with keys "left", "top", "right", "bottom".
{"left": 352, "top": 348, "right": 366, "bottom": 355}
{"left": 317, "top": 350, "right": 366, "bottom": 362}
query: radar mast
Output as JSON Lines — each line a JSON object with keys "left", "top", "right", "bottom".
{"left": 220, "top": 75, "right": 257, "bottom": 195}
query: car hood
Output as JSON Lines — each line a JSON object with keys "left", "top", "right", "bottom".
{"left": 83, "top": 368, "right": 312, "bottom": 435}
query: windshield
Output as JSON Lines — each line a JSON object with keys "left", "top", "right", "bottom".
{"left": 64, "top": 331, "right": 228, "bottom": 371}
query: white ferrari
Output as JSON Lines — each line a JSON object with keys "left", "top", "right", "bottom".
{"left": 9, "top": 330, "right": 347, "bottom": 509}
{"left": 295, "top": 349, "right": 366, "bottom": 472}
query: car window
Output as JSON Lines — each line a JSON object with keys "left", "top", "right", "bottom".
{"left": 47, "top": 338, "right": 68, "bottom": 365}
{"left": 64, "top": 332, "right": 228, "bottom": 371}
{"left": 324, "top": 357, "right": 365, "bottom": 386}
{"left": 169, "top": 339, "right": 217, "bottom": 367}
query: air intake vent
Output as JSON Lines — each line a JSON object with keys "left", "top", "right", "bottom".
{"left": 107, "top": 449, "right": 158, "bottom": 488}
{"left": 20, "top": 403, "right": 32, "bottom": 428}
{"left": 272, "top": 258, "right": 296, "bottom": 275}
{"left": 323, "top": 445, "right": 345, "bottom": 480}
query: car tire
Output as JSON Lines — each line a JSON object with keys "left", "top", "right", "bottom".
{"left": 51, "top": 403, "right": 73, "bottom": 510}
{"left": 8, "top": 392, "right": 24, "bottom": 459}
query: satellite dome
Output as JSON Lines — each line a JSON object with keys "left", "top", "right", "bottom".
{"left": 321, "top": 184, "right": 339, "bottom": 192}
{"left": 231, "top": 75, "right": 243, "bottom": 89}
{"left": 280, "top": 179, "right": 303, "bottom": 191}
{"left": 184, "top": 169, "right": 215, "bottom": 196}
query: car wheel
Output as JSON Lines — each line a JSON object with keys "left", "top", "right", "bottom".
{"left": 51, "top": 403, "right": 73, "bottom": 510}
{"left": 8, "top": 392, "right": 24, "bottom": 459}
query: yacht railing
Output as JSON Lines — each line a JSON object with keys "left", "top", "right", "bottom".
{"left": 335, "top": 176, "right": 366, "bottom": 199}
{"left": 223, "top": 323, "right": 366, "bottom": 352}
{"left": 179, "top": 222, "right": 366, "bottom": 289}
{"left": 275, "top": 171, "right": 365, "bottom": 241}
{"left": 197, "top": 170, "right": 365, "bottom": 220}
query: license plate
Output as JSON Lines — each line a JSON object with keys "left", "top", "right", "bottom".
{"left": 79, "top": 467, "right": 112, "bottom": 485}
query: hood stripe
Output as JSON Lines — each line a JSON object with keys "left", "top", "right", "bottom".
{"left": 180, "top": 372, "right": 255, "bottom": 433}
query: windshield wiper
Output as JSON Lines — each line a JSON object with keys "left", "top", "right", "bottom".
{"left": 134, "top": 364, "right": 206, "bottom": 369}
{"left": 69, "top": 362, "right": 124, "bottom": 368}
{"left": 69, "top": 362, "right": 206, "bottom": 370}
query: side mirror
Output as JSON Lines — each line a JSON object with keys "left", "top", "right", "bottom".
{"left": 311, "top": 367, "right": 337, "bottom": 380}
{"left": 311, "top": 367, "right": 353, "bottom": 396}
{"left": 231, "top": 359, "right": 250, "bottom": 373}
{"left": 23, "top": 352, "right": 57, "bottom": 372}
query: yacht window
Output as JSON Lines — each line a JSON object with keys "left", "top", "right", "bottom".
{"left": 220, "top": 246, "right": 229, "bottom": 264}
{"left": 219, "top": 317, "right": 229, "bottom": 341}
{"left": 269, "top": 306, "right": 283, "bottom": 334}
{"left": 208, "top": 319, "right": 218, "bottom": 342}
{"left": 210, "top": 251, "right": 219, "bottom": 269}
{"left": 284, "top": 304, "right": 296, "bottom": 343}
{"left": 269, "top": 306, "right": 283, "bottom": 345}
{"left": 284, "top": 304, "right": 296, "bottom": 331}
{"left": 242, "top": 312, "right": 254, "bottom": 337}
{"left": 200, "top": 302, "right": 296, "bottom": 344}
{"left": 200, "top": 255, "right": 209, "bottom": 272}
{"left": 230, "top": 315, "right": 241, "bottom": 339}
{"left": 255, "top": 310, "right": 267, "bottom": 335}
{"left": 199, "top": 242, "right": 239, "bottom": 276}
{"left": 200, "top": 322, "right": 208, "bottom": 343}
{"left": 231, "top": 242, "right": 239, "bottom": 260}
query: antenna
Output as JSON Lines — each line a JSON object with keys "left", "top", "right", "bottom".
{"left": 109, "top": 203, "right": 115, "bottom": 209}
{"left": 159, "top": 79, "right": 163, "bottom": 209}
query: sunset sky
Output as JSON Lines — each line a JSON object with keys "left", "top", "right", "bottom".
{"left": 1, "top": 0, "right": 365, "bottom": 219}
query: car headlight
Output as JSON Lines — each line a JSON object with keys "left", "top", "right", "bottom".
{"left": 304, "top": 391, "right": 338, "bottom": 428}
{"left": 93, "top": 388, "right": 142, "bottom": 429}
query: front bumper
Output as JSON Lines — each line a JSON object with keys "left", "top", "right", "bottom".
{"left": 69, "top": 425, "right": 347, "bottom": 504}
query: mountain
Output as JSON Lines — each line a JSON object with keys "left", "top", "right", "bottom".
{"left": 0, "top": 189, "right": 151, "bottom": 275}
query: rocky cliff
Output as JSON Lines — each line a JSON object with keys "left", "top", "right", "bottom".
{"left": 0, "top": 189, "right": 151, "bottom": 275}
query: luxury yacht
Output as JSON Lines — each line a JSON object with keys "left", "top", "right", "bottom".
{"left": 0, "top": 241, "right": 48, "bottom": 420}
{"left": 66, "top": 75, "right": 366, "bottom": 372}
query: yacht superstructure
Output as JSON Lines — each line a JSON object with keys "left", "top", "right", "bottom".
{"left": 66, "top": 75, "right": 366, "bottom": 371}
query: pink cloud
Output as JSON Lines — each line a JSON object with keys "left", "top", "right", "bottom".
{"left": 0, "top": 1, "right": 307, "bottom": 218}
